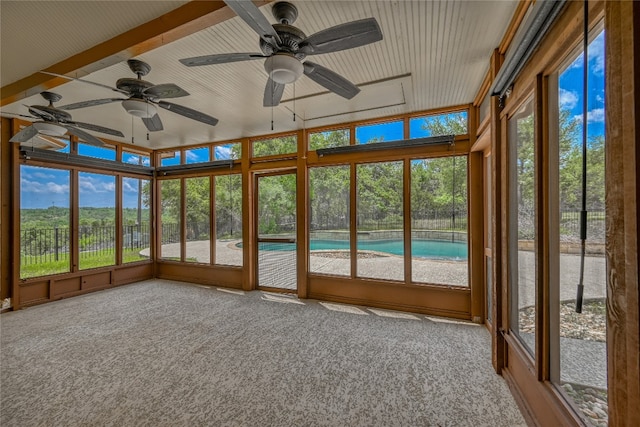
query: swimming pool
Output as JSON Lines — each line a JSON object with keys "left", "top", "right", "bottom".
{"left": 252, "top": 239, "right": 467, "bottom": 260}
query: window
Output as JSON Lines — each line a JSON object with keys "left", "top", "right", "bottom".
{"left": 309, "top": 165, "right": 350, "bottom": 276}
{"left": 159, "top": 179, "right": 182, "bottom": 260}
{"left": 78, "top": 172, "right": 116, "bottom": 270}
{"left": 411, "top": 156, "right": 468, "bottom": 286}
{"left": 78, "top": 143, "right": 116, "bottom": 161}
{"left": 19, "top": 165, "right": 71, "bottom": 278}
{"left": 122, "top": 151, "right": 150, "bottom": 167}
{"left": 185, "top": 146, "right": 210, "bottom": 164}
{"left": 160, "top": 151, "right": 181, "bottom": 167}
{"left": 508, "top": 96, "right": 536, "bottom": 356}
{"left": 552, "top": 30, "right": 607, "bottom": 424}
{"left": 122, "top": 177, "right": 151, "bottom": 264}
{"left": 356, "top": 161, "right": 404, "bottom": 281}
{"left": 410, "top": 111, "right": 468, "bottom": 138}
{"left": 214, "top": 142, "right": 241, "bottom": 160}
{"left": 185, "top": 177, "right": 211, "bottom": 263}
{"left": 215, "top": 174, "right": 242, "bottom": 266}
{"left": 356, "top": 120, "right": 403, "bottom": 144}
{"left": 309, "top": 129, "right": 350, "bottom": 151}
{"left": 253, "top": 135, "right": 297, "bottom": 157}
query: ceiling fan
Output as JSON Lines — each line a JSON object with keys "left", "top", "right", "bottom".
{"left": 179, "top": 1, "right": 383, "bottom": 107}
{"left": 6, "top": 91, "right": 124, "bottom": 147}
{"left": 44, "top": 59, "right": 219, "bottom": 132}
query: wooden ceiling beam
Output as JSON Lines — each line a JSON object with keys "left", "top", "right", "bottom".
{"left": 1, "top": 1, "right": 272, "bottom": 107}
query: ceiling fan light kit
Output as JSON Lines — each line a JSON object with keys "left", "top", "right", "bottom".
{"left": 7, "top": 91, "right": 124, "bottom": 147}
{"left": 45, "top": 58, "right": 218, "bottom": 133}
{"left": 121, "top": 99, "right": 157, "bottom": 118}
{"left": 264, "top": 54, "right": 303, "bottom": 84}
{"left": 32, "top": 121, "right": 66, "bottom": 137}
{"left": 179, "top": 0, "right": 383, "bottom": 107}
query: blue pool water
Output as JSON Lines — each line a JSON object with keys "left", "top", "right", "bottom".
{"left": 253, "top": 239, "right": 467, "bottom": 260}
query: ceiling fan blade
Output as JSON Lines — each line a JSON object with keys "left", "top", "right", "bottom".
{"left": 157, "top": 101, "right": 219, "bottom": 126}
{"left": 142, "top": 114, "right": 164, "bottom": 132}
{"left": 70, "top": 121, "right": 124, "bottom": 137}
{"left": 263, "top": 78, "right": 285, "bottom": 107}
{"left": 39, "top": 71, "right": 128, "bottom": 95}
{"left": 26, "top": 105, "right": 56, "bottom": 121}
{"left": 303, "top": 61, "right": 360, "bottom": 99}
{"left": 299, "top": 18, "right": 383, "bottom": 55}
{"left": 1, "top": 111, "right": 36, "bottom": 120}
{"left": 224, "top": 0, "right": 281, "bottom": 46}
{"left": 179, "top": 52, "right": 266, "bottom": 67}
{"left": 59, "top": 98, "right": 124, "bottom": 111}
{"left": 9, "top": 125, "right": 39, "bottom": 143}
{"left": 33, "top": 134, "right": 69, "bottom": 150}
{"left": 61, "top": 125, "right": 105, "bottom": 147}
{"left": 143, "top": 83, "right": 189, "bottom": 99}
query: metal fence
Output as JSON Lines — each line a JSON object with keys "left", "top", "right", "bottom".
{"left": 20, "top": 209, "right": 604, "bottom": 266}
{"left": 20, "top": 224, "right": 150, "bottom": 266}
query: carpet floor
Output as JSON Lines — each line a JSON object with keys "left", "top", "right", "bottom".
{"left": 1, "top": 279, "right": 525, "bottom": 426}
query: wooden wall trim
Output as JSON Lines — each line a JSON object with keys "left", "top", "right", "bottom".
{"left": 156, "top": 262, "right": 243, "bottom": 289}
{"left": 308, "top": 275, "right": 471, "bottom": 320}
{"left": 502, "top": 334, "right": 584, "bottom": 427}
{"left": 604, "top": 1, "right": 640, "bottom": 425}
{"left": 0, "top": 118, "right": 12, "bottom": 306}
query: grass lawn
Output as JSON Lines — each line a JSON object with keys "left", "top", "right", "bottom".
{"left": 20, "top": 249, "right": 149, "bottom": 279}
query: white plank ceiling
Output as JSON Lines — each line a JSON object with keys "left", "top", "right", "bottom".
{"left": 1, "top": 1, "right": 518, "bottom": 149}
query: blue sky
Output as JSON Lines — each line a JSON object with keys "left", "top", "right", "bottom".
{"left": 558, "top": 32, "right": 605, "bottom": 140}
{"left": 20, "top": 32, "right": 605, "bottom": 210}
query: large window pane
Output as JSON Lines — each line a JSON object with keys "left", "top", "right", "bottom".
{"left": 185, "top": 177, "right": 210, "bottom": 263}
{"left": 78, "top": 143, "right": 116, "bottom": 161}
{"left": 160, "top": 179, "right": 182, "bottom": 261}
{"left": 509, "top": 97, "right": 536, "bottom": 356}
{"left": 185, "top": 147, "right": 210, "bottom": 164}
{"left": 160, "top": 151, "right": 181, "bottom": 167}
{"left": 122, "top": 151, "right": 150, "bottom": 167}
{"left": 19, "top": 165, "right": 70, "bottom": 278}
{"left": 309, "top": 166, "right": 350, "bottom": 276}
{"left": 410, "top": 111, "right": 468, "bottom": 138}
{"left": 215, "top": 174, "right": 242, "bottom": 266}
{"left": 122, "top": 177, "right": 151, "bottom": 263}
{"left": 555, "top": 31, "right": 607, "bottom": 425}
{"left": 253, "top": 135, "right": 297, "bottom": 157}
{"left": 411, "top": 157, "right": 468, "bottom": 286}
{"left": 356, "top": 120, "right": 403, "bottom": 144}
{"left": 78, "top": 172, "right": 116, "bottom": 270}
{"left": 356, "top": 161, "right": 403, "bottom": 281}
{"left": 214, "top": 143, "right": 241, "bottom": 160}
{"left": 309, "top": 129, "right": 350, "bottom": 151}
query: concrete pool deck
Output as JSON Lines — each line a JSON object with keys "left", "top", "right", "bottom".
{"left": 150, "top": 240, "right": 606, "bottom": 302}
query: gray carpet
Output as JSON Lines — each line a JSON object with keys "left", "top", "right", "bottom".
{"left": 1, "top": 280, "right": 525, "bottom": 426}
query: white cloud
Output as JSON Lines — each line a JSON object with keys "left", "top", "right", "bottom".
{"left": 589, "top": 33, "right": 605, "bottom": 76}
{"left": 215, "top": 145, "right": 232, "bottom": 160}
{"left": 559, "top": 88, "right": 579, "bottom": 109}
{"left": 185, "top": 150, "right": 200, "bottom": 161}
{"left": 47, "top": 182, "right": 69, "bottom": 194}
{"left": 125, "top": 155, "right": 150, "bottom": 166}
{"left": 572, "top": 108, "right": 605, "bottom": 124}
{"left": 21, "top": 177, "right": 69, "bottom": 194}
{"left": 79, "top": 180, "right": 97, "bottom": 193}
{"left": 123, "top": 180, "right": 137, "bottom": 193}
{"left": 33, "top": 172, "right": 56, "bottom": 179}
{"left": 79, "top": 176, "right": 115, "bottom": 194}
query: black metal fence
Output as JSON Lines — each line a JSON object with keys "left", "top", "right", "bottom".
{"left": 20, "top": 209, "right": 605, "bottom": 266}
{"left": 20, "top": 224, "right": 150, "bottom": 265}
